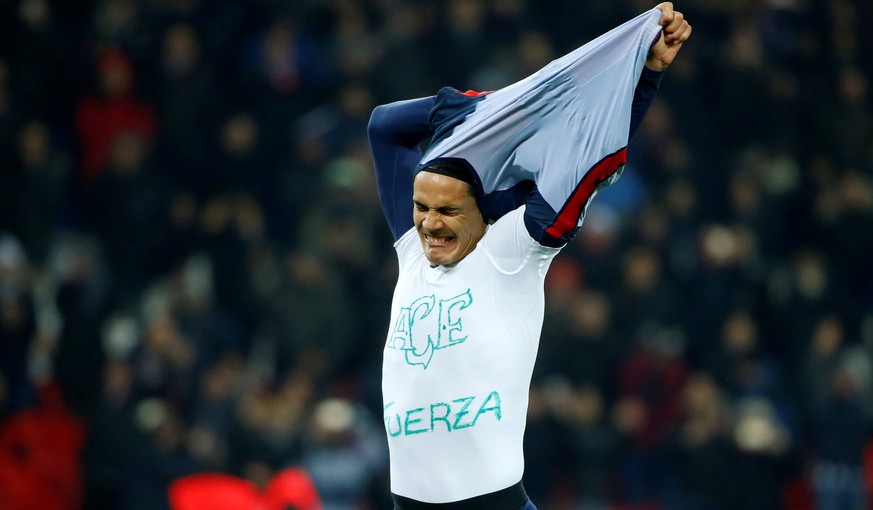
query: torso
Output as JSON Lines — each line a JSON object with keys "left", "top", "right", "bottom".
{"left": 381, "top": 207, "right": 561, "bottom": 503}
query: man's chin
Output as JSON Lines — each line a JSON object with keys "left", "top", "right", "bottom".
{"left": 424, "top": 248, "right": 456, "bottom": 267}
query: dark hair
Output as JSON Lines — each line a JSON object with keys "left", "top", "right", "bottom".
{"left": 417, "top": 158, "right": 482, "bottom": 200}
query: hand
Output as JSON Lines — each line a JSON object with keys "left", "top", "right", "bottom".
{"left": 646, "top": 2, "right": 692, "bottom": 71}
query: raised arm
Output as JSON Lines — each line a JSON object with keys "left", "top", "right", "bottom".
{"left": 630, "top": 2, "right": 691, "bottom": 139}
{"left": 647, "top": 2, "right": 692, "bottom": 72}
{"left": 367, "top": 96, "right": 436, "bottom": 241}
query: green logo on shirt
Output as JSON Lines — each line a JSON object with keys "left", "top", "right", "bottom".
{"left": 387, "top": 289, "right": 473, "bottom": 369}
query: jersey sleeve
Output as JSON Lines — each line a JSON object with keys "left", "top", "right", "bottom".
{"left": 368, "top": 96, "right": 436, "bottom": 241}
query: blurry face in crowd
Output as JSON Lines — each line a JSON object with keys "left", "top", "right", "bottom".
{"left": 412, "top": 171, "right": 486, "bottom": 267}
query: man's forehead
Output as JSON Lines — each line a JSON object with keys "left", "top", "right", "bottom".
{"left": 414, "top": 171, "right": 471, "bottom": 192}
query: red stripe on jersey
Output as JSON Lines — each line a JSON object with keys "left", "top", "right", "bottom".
{"left": 545, "top": 147, "right": 627, "bottom": 239}
{"left": 460, "top": 89, "right": 493, "bottom": 97}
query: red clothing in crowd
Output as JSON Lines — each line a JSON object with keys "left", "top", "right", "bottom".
{"left": 169, "top": 469, "right": 322, "bottom": 510}
{"left": 74, "top": 48, "right": 157, "bottom": 183}
{"left": 0, "top": 383, "right": 86, "bottom": 510}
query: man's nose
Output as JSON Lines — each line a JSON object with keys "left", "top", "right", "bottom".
{"left": 422, "top": 211, "right": 444, "bottom": 230}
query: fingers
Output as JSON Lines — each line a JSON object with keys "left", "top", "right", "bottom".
{"left": 675, "top": 23, "right": 692, "bottom": 45}
{"left": 664, "top": 16, "right": 691, "bottom": 46}
{"left": 663, "top": 10, "right": 683, "bottom": 33}
{"left": 656, "top": 2, "right": 674, "bottom": 25}
{"left": 657, "top": 3, "right": 690, "bottom": 46}
{"left": 647, "top": 3, "right": 691, "bottom": 70}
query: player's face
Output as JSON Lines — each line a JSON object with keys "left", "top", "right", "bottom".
{"left": 412, "top": 171, "right": 487, "bottom": 267}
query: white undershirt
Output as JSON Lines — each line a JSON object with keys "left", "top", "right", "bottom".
{"left": 381, "top": 207, "right": 560, "bottom": 503}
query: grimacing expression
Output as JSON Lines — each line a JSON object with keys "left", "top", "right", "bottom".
{"left": 412, "top": 171, "right": 487, "bottom": 267}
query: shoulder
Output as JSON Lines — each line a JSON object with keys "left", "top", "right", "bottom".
{"left": 481, "top": 207, "right": 562, "bottom": 267}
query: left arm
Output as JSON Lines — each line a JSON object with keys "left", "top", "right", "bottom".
{"left": 629, "top": 67, "right": 664, "bottom": 140}
{"left": 629, "top": 2, "right": 691, "bottom": 139}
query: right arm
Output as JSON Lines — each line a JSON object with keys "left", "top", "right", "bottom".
{"left": 367, "top": 96, "right": 436, "bottom": 241}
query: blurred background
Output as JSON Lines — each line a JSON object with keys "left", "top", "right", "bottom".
{"left": 0, "top": 0, "right": 871, "bottom": 509}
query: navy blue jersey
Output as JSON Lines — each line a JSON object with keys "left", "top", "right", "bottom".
{"left": 369, "top": 9, "right": 664, "bottom": 245}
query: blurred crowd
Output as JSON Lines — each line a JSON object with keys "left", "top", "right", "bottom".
{"left": 1, "top": 0, "right": 872, "bottom": 509}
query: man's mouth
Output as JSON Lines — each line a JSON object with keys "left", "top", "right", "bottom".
{"left": 424, "top": 234, "right": 454, "bottom": 247}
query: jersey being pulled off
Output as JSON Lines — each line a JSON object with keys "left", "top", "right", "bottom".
{"left": 422, "top": 8, "right": 663, "bottom": 244}
{"left": 376, "top": 7, "right": 665, "bottom": 505}
{"left": 383, "top": 207, "right": 560, "bottom": 503}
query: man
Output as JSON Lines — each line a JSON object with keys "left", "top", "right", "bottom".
{"left": 367, "top": 4, "right": 691, "bottom": 509}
